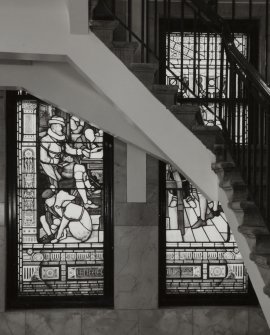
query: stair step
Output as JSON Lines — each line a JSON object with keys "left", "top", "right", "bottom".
{"left": 229, "top": 201, "right": 269, "bottom": 238}
{"left": 254, "top": 234, "right": 270, "bottom": 254}
{"left": 250, "top": 253, "right": 270, "bottom": 269}
{"left": 151, "top": 85, "right": 178, "bottom": 107}
{"left": 224, "top": 180, "right": 248, "bottom": 201}
{"left": 112, "top": 42, "right": 138, "bottom": 66}
{"left": 213, "top": 164, "right": 248, "bottom": 200}
{"left": 91, "top": 20, "right": 119, "bottom": 46}
{"left": 192, "top": 125, "right": 224, "bottom": 152}
{"left": 170, "top": 104, "right": 204, "bottom": 128}
{"left": 129, "top": 63, "right": 158, "bottom": 87}
{"left": 213, "top": 144, "right": 227, "bottom": 162}
{"left": 263, "top": 284, "right": 270, "bottom": 297}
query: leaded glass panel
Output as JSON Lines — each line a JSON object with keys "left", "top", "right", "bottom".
{"left": 166, "top": 32, "right": 249, "bottom": 143}
{"left": 7, "top": 91, "right": 113, "bottom": 307}
{"left": 163, "top": 163, "right": 249, "bottom": 297}
{"left": 167, "top": 32, "right": 247, "bottom": 99}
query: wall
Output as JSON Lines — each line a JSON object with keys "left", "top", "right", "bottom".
{"left": 0, "top": 90, "right": 269, "bottom": 334}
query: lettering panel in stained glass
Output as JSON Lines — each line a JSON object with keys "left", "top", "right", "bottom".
{"left": 165, "top": 164, "right": 248, "bottom": 295}
{"left": 13, "top": 94, "right": 112, "bottom": 301}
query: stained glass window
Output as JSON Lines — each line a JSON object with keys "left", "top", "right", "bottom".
{"left": 167, "top": 32, "right": 247, "bottom": 99}
{"left": 6, "top": 91, "right": 113, "bottom": 308}
{"left": 159, "top": 163, "right": 257, "bottom": 305}
{"left": 166, "top": 31, "right": 249, "bottom": 142}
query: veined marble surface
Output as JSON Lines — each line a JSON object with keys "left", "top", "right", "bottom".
{"left": 26, "top": 310, "right": 81, "bottom": 335}
{"left": 115, "top": 226, "right": 158, "bottom": 309}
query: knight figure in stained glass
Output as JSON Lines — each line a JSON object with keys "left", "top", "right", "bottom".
{"left": 7, "top": 91, "right": 113, "bottom": 306}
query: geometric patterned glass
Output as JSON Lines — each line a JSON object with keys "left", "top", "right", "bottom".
{"left": 167, "top": 32, "right": 248, "bottom": 130}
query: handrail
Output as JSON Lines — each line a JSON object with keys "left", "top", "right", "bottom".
{"left": 91, "top": 0, "right": 270, "bottom": 229}
{"left": 92, "top": 0, "right": 220, "bottom": 121}
{"left": 188, "top": 0, "right": 270, "bottom": 105}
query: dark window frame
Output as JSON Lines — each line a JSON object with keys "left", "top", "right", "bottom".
{"left": 159, "top": 161, "right": 258, "bottom": 306}
{"left": 6, "top": 90, "right": 114, "bottom": 309}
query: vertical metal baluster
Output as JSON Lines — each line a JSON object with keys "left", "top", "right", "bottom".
{"left": 219, "top": 42, "right": 225, "bottom": 123}
{"left": 154, "top": 0, "right": 158, "bottom": 55}
{"left": 164, "top": 0, "right": 168, "bottom": 71}
{"left": 266, "top": 111, "right": 270, "bottom": 224}
{"left": 193, "top": 11, "right": 197, "bottom": 94}
{"left": 242, "top": 83, "right": 247, "bottom": 181}
{"left": 259, "top": 104, "right": 265, "bottom": 212}
{"left": 112, "top": 0, "right": 116, "bottom": 16}
{"left": 247, "top": 83, "right": 252, "bottom": 187}
{"left": 231, "top": 64, "right": 236, "bottom": 154}
{"left": 167, "top": 0, "right": 171, "bottom": 71}
{"left": 249, "top": 0, "right": 252, "bottom": 20}
{"left": 197, "top": 12, "right": 201, "bottom": 99}
{"left": 215, "top": 0, "right": 219, "bottom": 125}
{"left": 146, "top": 0, "right": 149, "bottom": 62}
{"left": 265, "top": 0, "right": 269, "bottom": 81}
{"left": 236, "top": 75, "right": 241, "bottom": 164}
{"left": 128, "top": 0, "right": 132, "bottom": 42}
{"left": 252, "top": 97, "right": 258, "bottom": 200}
{"left": 181, "top": 0, "right": 185, "bottom": 95}
{"left": 225, "top": 55, "right": 229, "bottom": 131}
{"left": 214, "top": 32, "right": 218, "bottom": 125}
{"left": 232, "top": 0, "right": 236, "bottom": 39}
{"left": 141, "top": 0, "right": 145, "bottom": 62}
{"left": 206, "top": 28, "right": 210, "bottom": 101}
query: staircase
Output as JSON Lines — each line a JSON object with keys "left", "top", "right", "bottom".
{"left": 90, "top": 9, "right": 270, "bottom": 325}
{"left": 0, "top": 0, "right": 269, "bottom": 325}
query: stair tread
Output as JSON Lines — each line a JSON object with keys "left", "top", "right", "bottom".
{"left": 170, "top": 104, "right": 201, "bottom": 113}
{"left": 192, "top": 124, "right": 221, "bottom": 132}
{"left": 250, "top": 253, "right": 270, "bottom": 269}
{"left": 263, "top": 285, "right": 270, "bottom": 297}
{"left": 152, "top": 84, "right": 178, "bottom": 93}
{"left": 113, "top": 41, "right": 138, "bottom": 50}
{"left": 238, "top": 225, "right": 269, "bottom": 238}
{"left": 129, "top": 63, "right": 158, "bottom": 71}
{"left": 90, "top": 19, "right": 119, "bottom": 29}
{"left": 212, "top": 161, "right": 235, "bottom": 171}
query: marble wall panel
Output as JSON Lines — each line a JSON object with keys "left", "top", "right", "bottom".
{"left": 82, "top": 310, "right": 139, "bottom": 335}
{"left": 114, "top": 202, "right": 158, "bottom": 226}
{"left": 114, "top": 139, "right": 127, "bottom": 203}
{"left": 0, "top": 91, "right": 5, "bottom": 204}
{"left": 0, "top": 312, "right": 25, "bottom": 335}
{"left": 26, "top": 310, "right": 81, "bottom": 335}
{"left": 193, "top": 307, "right": 249, "bottom": 335}
{"left": 115, "top": 226, "right": 158, "bottom": 309}
{"left": 248, "top": 307, "right": 270, "bottom": 335}
{"left": 139, "top": 309, "right": 192, "bottom": 335}
{"left": 0, "top": 226, "right": 6, "bottom": 312}
{"left": 0, "top": 203, "right": 4, "bottom": 226}
{"left": 146, "top": 155, "right": 159, "bottom": 202}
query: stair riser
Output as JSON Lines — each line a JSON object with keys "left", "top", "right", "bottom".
{"left": 91, "top": 20, "right": 119, "bottom": 47}
{"left": 92, "top": 29, "right": 115, "bottom": 46}
{"left": 255, "top": 235, "right": 270, "bottom": 254}
{"left": 153, "top": 91, "right": 176, "bottom": 108}
{"left": 264, "top": 285, "right": 270, "bottom": 297}
{"left": 173, "top": 112, "right": 199, "bottom": 129}
{"left": 250, "top": 254, "right": 270, "bottom": 270}
{"left": 112, "top": 48, "right": 136, "bottom": 66}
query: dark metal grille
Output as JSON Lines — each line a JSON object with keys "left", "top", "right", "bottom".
{"left": 167, "top": 32, "right": 248, "bottom": 131}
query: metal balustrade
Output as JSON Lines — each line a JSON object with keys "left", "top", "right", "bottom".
{"left": 90, "top": 0, "right": 270, "bottom": 228}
